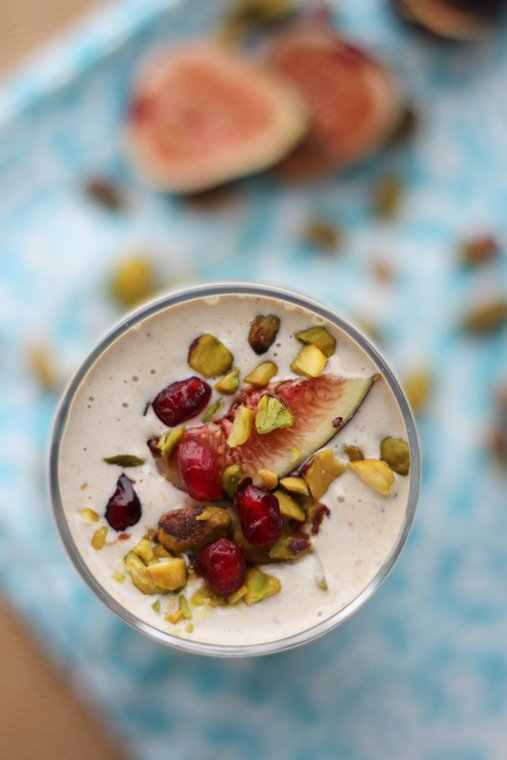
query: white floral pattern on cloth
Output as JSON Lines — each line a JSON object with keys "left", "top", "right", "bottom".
{"left": 0, "top": 0, "right": 507, "bottom": 759}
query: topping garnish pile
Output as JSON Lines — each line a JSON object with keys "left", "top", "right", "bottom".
{"left": 82, "top": 313, "right": 410, "bottom": 632}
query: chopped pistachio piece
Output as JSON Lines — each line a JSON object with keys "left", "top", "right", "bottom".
{"left": 111, "top": 571, "right": 125, "bottom": 583}
{"left": 188, "top": 334, "right": 233, "bottom": 377}
{"left": 228, "top": 585, "right": 248, "bottom": 605}
{"left": 227, "top": 405, "right": 254, "bottom": 447}
{"left": 103, "top": 454, "right": 145, "bottom": 467}
{"left": 195, "top": 510, "right": 211, "bottom": 521}
{"left": 255, "top": 394, "right": 294, "bottom": 435}
{"left": 214, "top": 368, "right": 240, "bottom": 394}
{"left": 291, "top": 446, "right": 302, "bottom": 462}
{"left": 258, "top": 469, "right": 278, "bottom": 490}
{"left": 279, "top": 476, "right": 309, "bottom": 496}
{"left": 179, "top": 595, "right": 192, "bottom": 620}
{"left": 190, "top": 584, "right": 226, "bottom": 607}
{"left": 374, "top": 175, "right": 403, "bottom": 219}
{"left": 132, "top": 538, "right": 155, "bottom": 564}
{"left": 291, "top": 344, "right": 327, "bottom": 378}
{"left": 302, "top": 450, "right": 346, "bottom": 501}
{"left": 124, "top": 552, "right": 169, "bottom": 595}
{"left": 243, "top": 567, "right": 281, "bottom": 606}
{"left": 303, "top": 219, "right": 340, "bottom": 251}
{"left": 27, "top": 343, "right": 58, "bottom": 390}
{"left": 316, "top": 574, "right": 328, "bottom": 591}
{"left": 233, "top": 524, "right": 274, "bottom": 565}
{"left": 222, "top": 464, "right": 244, "bottom": 496}
{"left": 380, "top": 437, "right": 410, "bottom": 475}
{"left": 269, "top": 535, "right": 311, "bottom": 561}
{"left": 248, "top": 315, "right": 281, "bottom": 355}
{"left": 78, "top": 507, "right": 100, "bottom": 523}
{"left": 92, "top": 526, "right": 108, "bottom": 550}
{"left": 152, "top": 599, "right": 161, "bottom": 613}
{"left": 403, "top": 370, "right": 432, "bottom": 415}
{"left": 348, "top": 459, "right": 394, "bottom": 494}
{"left": 111, "top": 257, "right": 154, "bottom": 307}
{"left": 295, "top": 326, "right": 336, "bottom": 358}
{"left": 165, "top": 610, "right": 183, "bottom": 625}
{"left": 244, "top": 361, "right": 278, "bottom": 387}
{"left": 153, "top": 544, "right": 172, "bottom": 559}
{"left": 202, "top": 398, "right": 223, "bottom": 423}
{"left": 145, "top": 558, "right": 187, "bottom": 591}
{"left": 185, "top": 624, "right": 194, "bottom": 633}
{"left": 344, "top": 444, "right": 364, "bottom": 462}
{"left": 157, "top": 427, "right": 185, "bottom": 465}
{"left": 463, "top": 298, "right": 507, "bottom": 333}
{"left": 274, "top": 489, "right": 305, "bottom": 521}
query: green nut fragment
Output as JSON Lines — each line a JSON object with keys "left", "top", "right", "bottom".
{"left": 27, "top": 343, "right": 59, "bottom": 391}
{"left": 248, "top": 315, "right": 281, "bottom": 355}
{"left": 190, "top": 584, "right": 226, "bottom": 607}
{"left": 269, "top": 535, "right": 311, "bottom": 561}
{"left": 222, "top": 464, "right": 244, "bottom": 497}
{"left": 227, "top": 405, "right": 254, "bottom": 447}
{"left": 278, "top": 477, "right": 309, "bottom": 496}
{"left": 302, "top": 449, "right": 346, "bottom": 501}
{"left": 111, "top": 571, "right": 125, "bottom": 583}
{"left": 273, "top": 489, "right": 305, "bottom": 521}
{"left": 403, "top": 370, "right": 431, "bottom": 415}
{"left": 214, "top": 368, "right": 240, "bottom": 394}
{"left": 124, "top": 552, "right": 169, "bottom": 595}
{"left": 291, "top": 344, "right": 327, "bottom": 378}
{"left": 380, "top": 437, "right": 410, "bottom": 475}
{"left": 92, "top": 526, "right": 108, "bottom": 550}
{"left": 295, "top": 326, "right": 336, "bottom": 358}
{"left": 132, "top": 538, "right": 155, "bottom": 564}
{"left": 227, "top": 585, "right": 248, "bottom": 605}
{"left": 233, "top": 524, "right": 274, "bottom": 564}
{"left": 374, "top": 175, "right": 403, "bottom": 219}
{"left": 179, "top": 595, "right": 192, "bottom": 620}
{"left": 157, "top": 427, "right": 185, "bottom": 465}
{"left": 255, "top": 394, "right": 294, "bottom": 435}
{"left": 153, "top": 544, "right": 172, "bottom": 559}
{"left": 152, "top": 599, "right": 161, "bottom": 613}
{"left": 111, "top": 257, "right": 154, "bottom": 308}
{"left": 243, "top": 567, "right": 281, "bottom": 606}
{"left": 344, "top": 444, "right": 364, "bottom": 462}
{"left": 202, "top": 398, "right": 223, "bottom": 423}
{"left": 244, "top": 361, "right": 278, "bottom": 387}
{"left": 103, "top": 454, "right": 145, "bottom": 467}
{"left": 188, "top": 334, "right": 233, "bottom": 378}
{"left": 145, "top": 558, "right": 187, "bottom": 591}
{"left": 78, "top": 507, "right": 100, "bottom": 523}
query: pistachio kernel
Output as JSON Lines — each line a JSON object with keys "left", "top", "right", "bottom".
{"left": 255, "top": 394, "right": 294, "bottom": 435}
{"left": 291, "top": 344, "right": 327, "bottom": 378}
{"left": 344, "top": 444, "right": 364, "bottom": 462}
{"left": 221, "top": 464, "right": 244, "bottom": 497}
{"left": 227, "top": 405, "right": 254, "bottom": 447}
{"left": 295, "top": 326, "right": 336, "bottom": 358}
{"left": 244, "top": 361, "right": 278, "bottom": 387}
{"left": 188, "top": 334, "right": 233, "bottom": 377}
{"left": 248, "top": 315, "right": 281, "bottom": 355}
{"left": 380, "top": 437, "right": 410, "bottom": 475}
{"left": 202, "top": 399, "right": 223, "bottom": 423}
{"left": 214, "top": 368, "right": 240, "bottom": 394}
{"left": 157, "top": 427, "right": 185, "bottom": 465}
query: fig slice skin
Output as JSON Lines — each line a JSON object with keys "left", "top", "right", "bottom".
{"left": 269, "top": 27, "right": 403, "bottom": 177}
{"left": 394, "top": 0, "right": 499, "bottom": 40}
{"left": 126, "top": 43, "right": 309, "bottom": 193}
{"left": 148, "top": 373, "right": 378, "bottom": 495}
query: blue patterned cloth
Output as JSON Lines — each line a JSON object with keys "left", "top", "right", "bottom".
{"left": 1, "top": 0, "right": 507, "bottom": 758}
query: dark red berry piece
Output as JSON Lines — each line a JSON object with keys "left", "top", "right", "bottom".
{"left": 105, "top": 474, "right": 142, "bottom": 531}
{"left": 234, "top": 481, "right": 283, "bottom": 546}
{"left": 196, "top": 539, "right": 246, "bottom": 596}
{"left": 152, "top": 376, "right": 211, "bottom": 427}
{"left": 176, "top": 436, "right": 222, "bottom": 501}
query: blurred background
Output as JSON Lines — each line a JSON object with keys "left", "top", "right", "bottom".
{"left": 1, "top": 0, "right": 507, "bottom": 758}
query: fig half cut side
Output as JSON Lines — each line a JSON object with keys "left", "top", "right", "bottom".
{"left": 127, "top": 43, "right": 309, "bottom": 193}
{"left": 395, "top": 0, "right": 498, "bottom": 40}
{"left": 148, "top": 373, "right": 377, "bottom": 495}
{"left": 269, "top": 28, "right": 403, "bottom": 177}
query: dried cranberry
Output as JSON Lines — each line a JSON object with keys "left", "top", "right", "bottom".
{"left": 152, "top": 377, "right": 211, "bottom": 427}
{"left": 176, "top": 437, "right": 222, "bottom": 501}
{"left": 196, "top": 539, "right": 246, "bottom": 596}
{"left": 105, "top": 474, "right": 142, "bottom": 531}
{"left": 234, "top": 481, "right": 283, "bottom": 546}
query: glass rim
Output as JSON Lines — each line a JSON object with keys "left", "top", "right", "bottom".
{"left": 49, "top": 281, "right": 421, "bottom": 658}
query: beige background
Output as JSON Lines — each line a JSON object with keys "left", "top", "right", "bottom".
{"left": 0, "top": 5, "right": 128, "bottom": 759}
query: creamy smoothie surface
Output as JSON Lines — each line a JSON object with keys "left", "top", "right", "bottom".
{"left": 58, "top": 293, "right": 412, "bottom": 647}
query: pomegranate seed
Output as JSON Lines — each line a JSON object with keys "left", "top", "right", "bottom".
{"left": 234, "top": 480, "right": 283, "bottom": 546}
{"left": 176, "top": 436, "right": 222, "bottom": 501}
{"left": 197, "top": 539, "right": 246, "bottom": 596}
{"left": 153, "top": 376, "right": 211, "bottom": 427}
{"left": 105, "top": 474, "right": 142, "bottom": 531}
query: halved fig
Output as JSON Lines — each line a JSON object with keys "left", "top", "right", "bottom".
{"left": 394, "top": 0, "right": 502, "bottom": 40}
{"left": 148, "top": 373, "right": 377, "bottom": 494}
{"left": 127, "top": 43, "right": 309, "bottom": 193}
{"left": 269, "top": 27, "right": 402, "bottom": 177}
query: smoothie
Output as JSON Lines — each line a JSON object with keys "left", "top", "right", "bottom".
{"left": 54, "top": 287, "right": 416, "bottom": 650}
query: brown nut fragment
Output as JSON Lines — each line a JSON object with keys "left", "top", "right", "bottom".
{"left": 462, "top": 298, "right": 507, "bottom": 334}
{"left": 188, "top": 334, "right": 233, "bottom": 377}
{"left": 295, "top": 326, "right": 336, "bottom": 358}
{"left": 303, "top": 219, "right": 341, "bottom": 251}
{"left": 248, "top": 315, "right": 281, "bottom": 355}
{"left": 491, "top": 428, "right": 507, "bottom": 464}
{"left": 308, "top": 502, "right": 331, "bottom": 536}
{"left": 301, "top": 449, "right": 346, "bottom": 501}
{"left": 158, "top": 506, "right": 231, "bottom": 553}
{"left": 344, "top": 444, "right": 364, "bottom": 462}
{"left": 374, "top": 175, "right": 403, "bottom": 219}
{"left": 460, "top": 236, "right": 499, "bottom": 267}
{"left": 380, "top": 437, "right": 410, "bottom": 475}
{"left": 85, "top": 178, "right": 124, "bottom": 210}
{"left": 269, "top": 534, "right": 311, "bottom": 561}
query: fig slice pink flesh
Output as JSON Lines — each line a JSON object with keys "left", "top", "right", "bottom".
{"left": 269, "top": 28, "right": 402, "bottom": 176}
{"left": 148, "top": 373, "right": 377, "bottom": 493}
{"left": 127, "top": 43, "right": 308, "bottom": 192}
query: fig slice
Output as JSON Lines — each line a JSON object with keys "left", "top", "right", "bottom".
{"left": 127, "top": 43, "right": 309, "bottom": 192}
{"left": 148, "top": 373, "right": 378, "bottom": 493}
{"left": 395, "top": 0, "right": 499, "bottom": 40}
{"left": 269, "top": 27, "right": 402, "bottom": 177}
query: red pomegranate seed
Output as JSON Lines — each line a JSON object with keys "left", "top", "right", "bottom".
{"left": 152, "top": 376, "right": 211, "bottom": 427}
{"left": 196, "top": 539, "right": 246, "bottom": 596}
{"left": 105, "top": 474, "right": 142, "bottom": 531}
{"left": 234, "top": 480, "right": 283, "bottom": 546}
{"left": 176, "top": 436, "right": 222, "bottom": 501}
